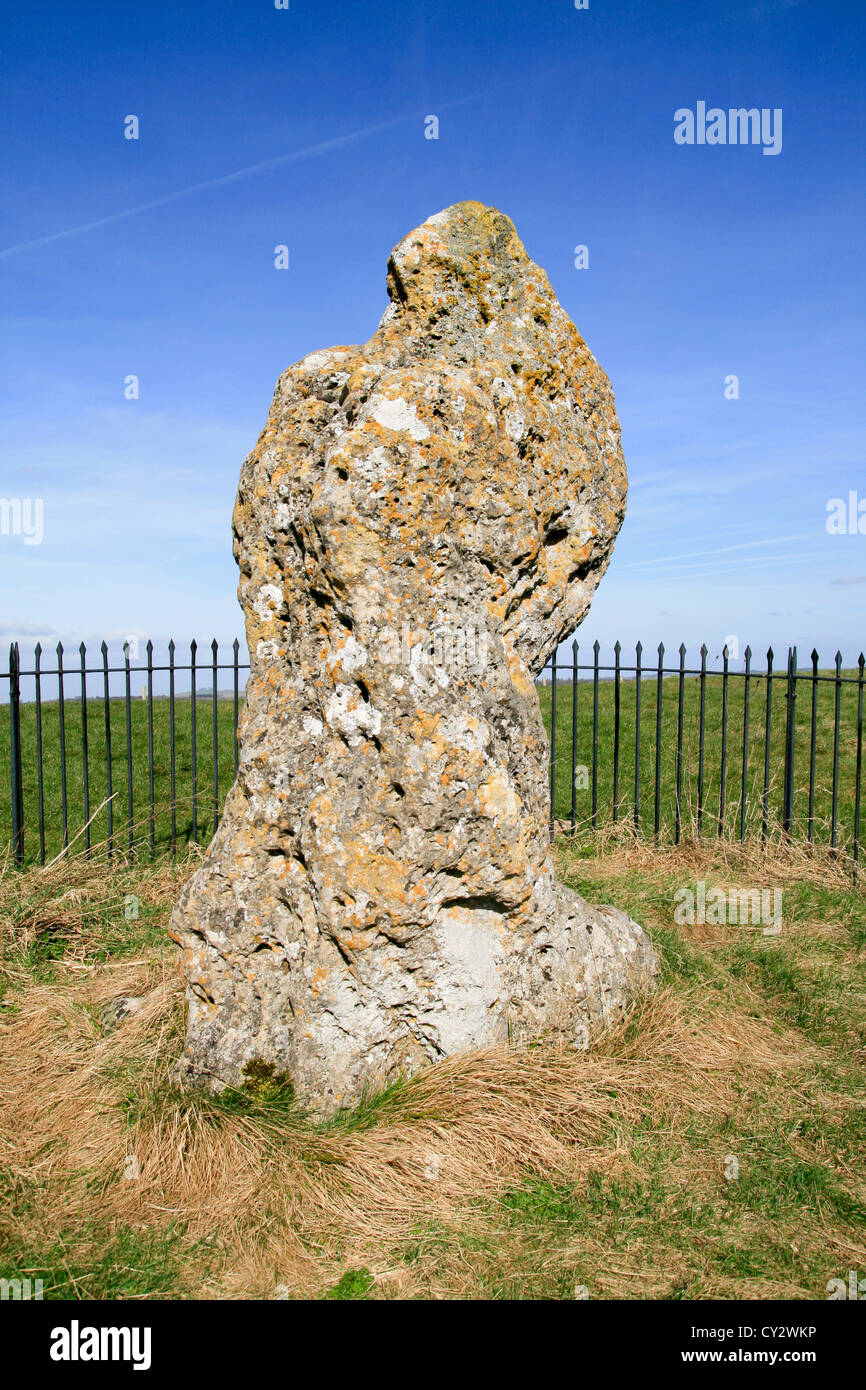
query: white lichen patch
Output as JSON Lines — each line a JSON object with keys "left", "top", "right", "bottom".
{"left": 300, "top": 349, "right": 339, "bottom": 372}
{"left": 368, "top": 395, "right": 430, "bottom": 441}
{"left": 439, "top": 713, "right": 489, "bottom": 754}
{"left": 324, "top": 683, "right": 382, "bottom": 745}
{"left": 504, "top": 407, "right": 526, "bottom": 442}
{"left": 253, "top": 583, "right": 285, "bottom": 621}
{"left": 333, "top": 634, "right": 367, "bottom": 674}
{"left": 271, "top": 501, "right": 294, "bottom": 531}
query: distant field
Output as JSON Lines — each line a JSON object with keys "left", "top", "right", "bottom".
{"left": 0, "top": 667, "right": 863, "bottom": 866}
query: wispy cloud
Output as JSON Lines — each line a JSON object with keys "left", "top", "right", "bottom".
{"left": 0, "top": 99, "right": 476, "bottom": 259}
{"left": 619, "top": 533, "right": 817, "bottom": 573}
{"left": 0, "top": 623, "right": 55, "bottom": 638}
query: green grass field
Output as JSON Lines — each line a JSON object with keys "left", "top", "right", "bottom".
{"left": 0, "top": 666, "right": 863, "bottom": 866}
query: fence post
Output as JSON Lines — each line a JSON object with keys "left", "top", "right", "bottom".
{"left": 782, "top": 646, "right": 797, "bottom": 837}
{"left": 8, "top": 643, "right": 24, "bottom": 865}
{"left": 570, "top": 640, "right": 578, "bottom": 835}
{"left": 854, "top": 653, "right": 864, "bottom": 885}
{"left": 191, "top": 639, "right": 199, "bottom": 843}
{"left": 612, "top": 640, "right": 621, "bottom": 823}
{"left": 102, "top": 641, "right": 114, "bottom": 859}
{"left": 549, "top": 647, "right": 557, "bottom": 839}
{"left": 57, "top": 642, "right": 68, "bottom": 850}
{"left": 761, "top": 647, "right": 774, "bottom": 847}
{"left": 123, "top": 640, "right": 134, "bottom": 854}
{"left": 718, "top": 643, "right": 729, "bottom": 838}
{"left": 211, "top": 638, "right": 219, "bottom": 836}
{"left": 675, "top": 643, "right": 686, "bottom": 844}
{"left": 147, "top": 639, "right": 156, "bottom": 860}
{"left": 633, "top": 641, "right": 642, "bottom": 834}
{"left": 232, "top": 637, "right": 240, "bottom": 777}
{"left": 808, "top": 648, "right": 819, "bottom": 843}
{"left": 831, "top": 651, "right": 842, "bottom": 850}
{"left": 591, "top": 640, "right": 600, "bottom": 829}
{"left": 35, "top": 641, "right": 45, "bottom": 864}
{"left": 169, "top": 638, "right": 177, "bottom": 858}
{"left": 697, "top": 643, "right": 708, "bottom": 839}
{"left": 740, "top": 645, "right": 752, "bottom": 842}
{"left": 791, "top": 646, "right": 798, "bottom": 829}
{"left": 79, "top": 642, "right": 90, "bottom": 855}
{"left": 654, "top": 642, "right": 664, "bottom": 844}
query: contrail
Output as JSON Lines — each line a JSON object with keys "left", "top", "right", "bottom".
{"left": 621, "top": 533, "right": 816, "bottom": 571}
{"left": 0, "top": 105, "right": 459, "bottom": 259}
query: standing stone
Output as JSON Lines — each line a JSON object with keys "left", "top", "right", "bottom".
{"left": 170, "top": 201, "right": 657, "bottom": 1114}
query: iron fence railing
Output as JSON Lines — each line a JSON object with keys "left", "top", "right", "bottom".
{"left": 2, "top": 637, "right": 865, "bottom": 880}
{"left": 538, "top": 640, "right": 864, "bottom": 881}
{"left": 4, "top": 639, "right": 248, "bottom": 865}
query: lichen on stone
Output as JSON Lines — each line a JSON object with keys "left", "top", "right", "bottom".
{"left": 170, "top": 200, "right": 657, "bottom": 1116}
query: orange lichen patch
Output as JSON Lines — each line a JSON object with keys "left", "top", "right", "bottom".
{"left": 343, "top": 934, "right": 375, "bottom": 951}
{"left": 477, "top": 772, "right": 522, "bottom": 827}
{"left": 407, "top": 709, "right": 443, "bottom": 745}
{"left": 325, "top": 846, "right": 418, "bottom": 911}
{"left": 503, "top": 644, "right": 537, "bottom": 702}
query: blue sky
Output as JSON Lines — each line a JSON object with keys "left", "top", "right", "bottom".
{"left": 2, "top": 0, "right": 864, "bottom": 670}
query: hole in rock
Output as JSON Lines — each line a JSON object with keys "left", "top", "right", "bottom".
{"left": 544, "top": 527, "right": 569, "bottom": 547}
{"left": 440, "top": 894, "right": 507, "bottom": 915}
{"left": 289, "top": 523, "right": 306, "bottom": 559}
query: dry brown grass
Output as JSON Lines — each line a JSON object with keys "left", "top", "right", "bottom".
{"left": 555, "top": 818, "right": 863, "bottom": 893}
{"left": 0, "top": 842, "right": 861, "bottom": 1300}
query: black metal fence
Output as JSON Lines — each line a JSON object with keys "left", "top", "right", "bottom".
{"left": 541, "top": 641, "right": 864, "bottom": 880}
{"left": 3, "top": 637, "right": 865, "bottom": 880}
{"left": 4, "top": 639, "right": 248, "bottom": 866}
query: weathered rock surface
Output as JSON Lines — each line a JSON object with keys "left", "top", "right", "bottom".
{"left": 170, "top": 201, "right": 657, "bottom": 1113}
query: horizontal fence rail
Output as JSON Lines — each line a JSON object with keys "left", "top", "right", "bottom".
{"left": 2, "top": 637, "right": 865, "bottom": 881}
